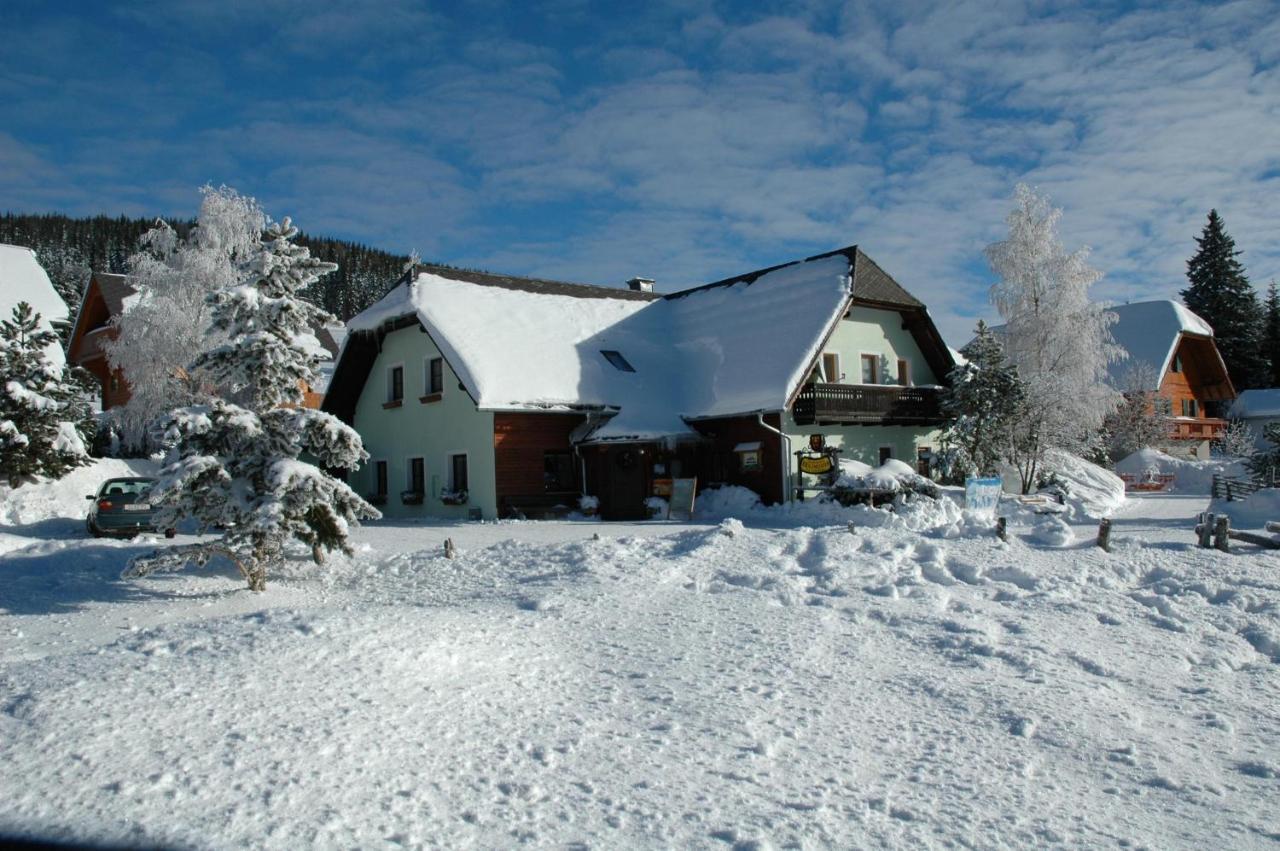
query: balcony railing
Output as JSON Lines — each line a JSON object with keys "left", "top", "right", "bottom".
{"left": 793, "top": 383, "right": 945, "bottom": 426}
{"left": 1170, "top": 417, "right": 1227, "bottom": 441}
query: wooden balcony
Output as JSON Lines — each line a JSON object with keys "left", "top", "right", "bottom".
{"left": 792, "top": 383, "right": 945, "bottom": 426}
{"left": 1170, "top": 417, "right": 1227, "bottom": 441}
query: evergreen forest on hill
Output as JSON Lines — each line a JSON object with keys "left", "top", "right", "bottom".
{"left": 0, "top": 212, "right": 412, "bottom": 322}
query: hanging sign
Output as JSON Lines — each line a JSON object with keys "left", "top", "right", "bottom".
{"left": 799, "top": 455, "right": 835, "bottom": 475}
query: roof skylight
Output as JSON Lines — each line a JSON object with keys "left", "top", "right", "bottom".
{"left": 600, "top": 350, "right": 636, "bottom": 373}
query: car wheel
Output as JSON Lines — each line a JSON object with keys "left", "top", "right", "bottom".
{"left": 87, "top": 520, "right": 102, "bottom": 538}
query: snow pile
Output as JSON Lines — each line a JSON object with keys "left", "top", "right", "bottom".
{"left": 1039, "top": 450, "right": 1125, "bottom": 519}
{"left": 1212, "top": 489, "right": 1280, "bottom": 533}
{"left": 1029, "top": 515, "right": 1074, "bottom": 547}
{"left": 696, "top": 481, "right": 970, "bottom": 536}
{"left": 0, "top": 457, "right": 157, "bottom": 526}
{"left": 1116, "top": 448, "right": 1247, "bottom": 496}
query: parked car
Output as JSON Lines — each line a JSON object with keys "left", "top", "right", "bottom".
{"left": 85, "top": 477, "right": 175, "bottom": 538}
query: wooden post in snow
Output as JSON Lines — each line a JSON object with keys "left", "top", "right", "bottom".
{"left": 1197, "top": 513, "right": 1214, "bottom": 549}
{"left": 444, "top": 538, "right": 457, "bottom": 559}
{"left": 1214, "top": 516, "right": 1230, "bottom": 553}
{"left": 1096, "top": 518, "right": 1112, "bottom": 552}
{"left": 996, "top": 517, "right": 1007, "bottom": 542}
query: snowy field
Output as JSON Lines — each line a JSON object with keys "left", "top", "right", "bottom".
{"left": 2, "top": 467, "right": 1279, "bottom": 848}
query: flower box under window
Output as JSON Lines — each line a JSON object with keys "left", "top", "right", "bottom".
{"left": 440, "top": 489, "right": 468, "bottom": 506}
{"left": 400, "top": 490, "right": 425, "bottom": 505}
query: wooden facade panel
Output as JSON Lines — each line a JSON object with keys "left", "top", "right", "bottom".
{"left": 690, "top": 414, "right": 784, "bottom": 505}
{"left": 493, "top": 412, "right": 586, "bottom": 501}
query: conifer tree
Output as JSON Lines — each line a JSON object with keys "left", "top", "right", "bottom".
{"left": 1263, "top": 281, "right": 1280, "bottom": 388}
{"left": 939, "top": 320, "right": 1025, "bottom": 480}
{"left": 0, "top": 303, "right": 94, "bottom": 487}
{"left": 1181, "top": 210, "right": 1265, "bottom": 390}
{"left": 126, "top": 217, "right": 380, "bottom": 591}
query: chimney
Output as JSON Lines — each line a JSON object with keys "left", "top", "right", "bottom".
{"left": 627, "top": 277, "right": 655, "bottom": 293}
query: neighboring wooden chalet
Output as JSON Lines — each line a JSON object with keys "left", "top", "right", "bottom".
{"left": 1107, "top": 300, "right": 1236, "bottom": 454}
{"left": 0, "top": 243, "right": 70, "bottom": 368}
{"left": 323, "top": 246, "right": 955, "bottom": 521}
{"left": 66, "top": 271, "right": 135, "bottom": 409}
{"left": 66, "top": 270, "right": 344, "bottom": 410}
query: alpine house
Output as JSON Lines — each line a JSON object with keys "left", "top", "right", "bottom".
{"left": 323, "top": 246, "right": 954, "bottom": 521}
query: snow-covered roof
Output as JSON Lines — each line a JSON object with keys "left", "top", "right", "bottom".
{"left": 342, "top": 252, "right": 859, "bottom": 440}
{"left": 1231, "top": 389, "right": 1280, "bottom": 419}
{"left": 0, "top": 244, "right": 69, "bottom": 367}
{"left": 1105, "top": 300, "right": 1215, "bottom": 390}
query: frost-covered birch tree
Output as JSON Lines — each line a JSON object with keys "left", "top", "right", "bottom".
{"left": 986, "top": 184, "right": 1122, "bottom": 492}
{"left": 126, "top": 217, "right": 379, "bottom": 591}
{"left": 0, "top": 303, "right": 95, "bottom": 487}
{"left": 104, "top": 186, "right": 264, "bottom": 451}
{"left": 1103, "top": 362, "right": 1171, "bottom": 460}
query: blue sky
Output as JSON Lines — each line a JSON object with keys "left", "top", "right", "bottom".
{"left": 2, "top": 0, "right": 1278, "bottom": 343}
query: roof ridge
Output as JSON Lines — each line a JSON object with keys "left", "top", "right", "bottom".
{"left": 411, "top": 263, "right": 661, "bottom": 301}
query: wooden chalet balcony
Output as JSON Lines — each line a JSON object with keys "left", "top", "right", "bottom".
{"left": 792, "top": 383, "right": 945, "bottom": 426}
{"left": 1170, "top": 417, "right": 1227, "bottom": 441}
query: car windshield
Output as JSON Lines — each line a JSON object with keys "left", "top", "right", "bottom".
{"left": 99, "top": 479, "right": 155, "bottom": 498}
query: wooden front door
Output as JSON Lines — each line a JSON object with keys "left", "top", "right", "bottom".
{"left": 602, "top": 446, "right": 648, "bottom": 520}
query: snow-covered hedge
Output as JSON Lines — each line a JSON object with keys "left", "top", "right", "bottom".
{"left": 1005, "top": 450, "right": 1124, "bottom": 520}
{"left": 832, "top": 458, "right": 941, "bottom": 502}
{"left": 1211, "top": 489, "right": 1280, "bottom": 533}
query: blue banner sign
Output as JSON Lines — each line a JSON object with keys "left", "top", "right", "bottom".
{"left": 964, "top": 476, "right": 1004, "bottom": 518}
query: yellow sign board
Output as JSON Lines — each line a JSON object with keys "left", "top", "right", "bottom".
{"left": 799, "top": 455, "right": 834, "bottom": 475}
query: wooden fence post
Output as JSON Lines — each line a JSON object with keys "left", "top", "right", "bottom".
{"left": 1197, "top": 513, "right": 1215, "bottom": 549}
{"left": 1096, "top": 518, "right": 1112, "bottom": 552}
{"left": 444, "top": 538, "right": 457, "bottom": 559}
{"left": 996, "top": 517, "right": 1007, "bottom": 542}
{"left": 1213, "top": 516, "right": 1230, "bottom": 553}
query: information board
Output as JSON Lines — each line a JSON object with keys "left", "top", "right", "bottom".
{"left": 668, "top": 477, "right": 697, "bottom": 521}
{"left": 964, "top": 476, "right": 1004, "bottom": 518}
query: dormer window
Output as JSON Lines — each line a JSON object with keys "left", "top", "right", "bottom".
{"left": 601, "top": 350, "right": 636, "bottom": 372}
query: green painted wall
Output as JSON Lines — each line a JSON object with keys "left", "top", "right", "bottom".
{"left": 816, "top": 307, "right": 939, "bottom": 386}
{"left": 352, "top": 326, "right": 497, "bottom": 519}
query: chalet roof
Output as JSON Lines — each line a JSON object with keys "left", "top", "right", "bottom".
{"left": 91, "top": 272, "right": 137, "bottom": 318}
{"left": 0, "top": 243, "right": 69, "bottom": 366}
{"left": 1106, "top": 300, "right": 1217, "bottom": 390}
{"left": 329, "top": 245, "right": 953, "bottom": 440}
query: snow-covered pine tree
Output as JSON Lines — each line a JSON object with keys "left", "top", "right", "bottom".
{"left": 104, "top": 186, "right": 265, "bottom": 451}
{"left": 939, "top": 320, "right": 1025, "bottom": 481}
{"left": 1103, "top": 362, "right": 1171, "bottom": 460}
{"left": 0, "top": 302, "right": 94, "bottom": 487}
{"left": 126, "top": 217, "right": 380, "bottom": 591}
{"left": 1181, "top": 210, "right": 1266, "bottom": 391}
{"left": 985, "top": 184, "right": 1123, "bottom": 493}
{"left": 1263, "top": 281, "right": 1280, "bottom": 388}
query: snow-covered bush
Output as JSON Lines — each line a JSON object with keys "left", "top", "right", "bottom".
{"left": 645, "top": 496, "right": 668, "bottom": 518}
{"left": 1214, "top": 419, "right": 1256, "bottom": 460}
{"left": 0, "top": 302, "right": 95, "bottom": 487}
{"left": 578, "top": 494, "right": 599, "bottom": 516}
{"left": 1247, "top": 422, "right": 1280, "bottom": 482}
{"left": 126, "top": 215, "right": 379, "bottom": 591}
{"left": 831, "top": 458, "right": 940, "bottom": 505}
